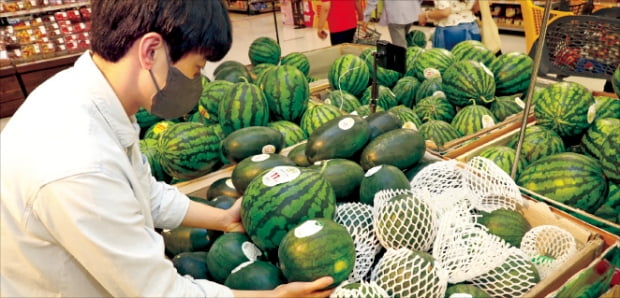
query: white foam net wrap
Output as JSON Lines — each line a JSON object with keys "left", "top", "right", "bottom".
{"left": 432, "top": 208, "right": 513, "bottom": 284}
{"left": 463, "top": 157, "right": 523, "bottom": 212}
{"left": 519, "top": 225, "right": 577, "bottom": 280}
{"left": 373, "top": 189, "right": 438, "bottom": 252}
{"left": 336, "top": 202, "right": 383, "bottom": 282}
{"left": 370, "top": 248, "right": 448, "bottom": 298}
{"left": 329, "top": 281, "right": 389, "bottom": 298}
{"left": 470, "top": 247, "right": 540, "bottom": 298}
{"left": 410, "top": 159, "right": 474, "bottom": 214}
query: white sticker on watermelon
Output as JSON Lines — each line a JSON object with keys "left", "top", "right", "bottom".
{"left": 515, "top": 97, "right": 525, "bottom": 109}
{"left": 350, "top": 111, "right": 359, "bottom": 115}
{"left": 324, "top": 98, "right": 332, "bottom": 105}
{"left": 262, "top": 166, "right": 301, "bottom": 187}
{"left": 225, "top": 178, "right": 235, "bottom": 189}
{"left": 402, "top": 121, "right": 418, "bottom": 131}
{"left": 432, "top": 91, "right": 446, "bottom": 98}
{"left": 251, "top": 154, "right": 270, "bottom": 162}
{"left": 449, "top": 294, "right": 473, "bottom": 298}
{"left": 481, "top": 115, "right": 496, "bottom": 129}
{"left": 587, "top": 103, "right": 597, "bottom": 124}
{"left": 262, "top": 144, "right": 276, "bottom": 154}
{"left": 241, "top": 241, "right": 263, "bottom": 261}
{"left": 423, "top": 68, "right": 441, "bottom": 79}
{"left": 338, "top": 117, "right": 355, "bottom": 130}
{"left": 230, "top": 260, "right": 254, "bottom": 275}
{"left": 294, "top": 220, "right": 323, "bottom": 238}
{"left": 365, "top": 165, "right": 382, "bottom": 177}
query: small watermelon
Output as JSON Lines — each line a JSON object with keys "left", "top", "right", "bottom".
{"left": 442, "top": 60, "right": 496, "bottom": 106}
{"left": 328, "top": 54, "right": 370, "bottom": 97}
{"left": 507, "top": 125, "right": 566, "bottom": 163}
{"left": 218, "top": 81, "right": 270, "bottom": 136}
{"left": 534, "top": 81, "right": 595, "bottom": 138}
{"left": 406, "top": 30, "right": 427, "bottom": 48}
{"left": 418, "top": 119, "right": 462, "bottom": 148}
{"left": 280, "top": 52, "right": 310, "bottom": 76}
{"left": 451, "top": 103, "right": 498, "bottom": 136}
{"left": 299, "top": 102, "right": 344, "bottom": 136}
{"left": 258, "top": 65, "right": 309, "bottom": 123}
{"left": 489, "top": 52, "right": 533, "bottom": 96}
{"left": 414, "top": 93, "right": 456, "bottom": 123}
{"left": 412, "top": 48, "right": 455, "bottom": 81}
{"left": 249, "top": 36, "right": 281, "bottom": 66}
{"left": 324, "top": 90, "right": 361, "bottom": 113}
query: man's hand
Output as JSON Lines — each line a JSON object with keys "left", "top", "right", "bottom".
{"left": 223, "top": 198, "right": 245, "bottom": 233}
{"left": 317, "top": 29, "right": 328, "bottom": 40}
{"left": 232, "top": 276, "right": 335, "bottom": 298}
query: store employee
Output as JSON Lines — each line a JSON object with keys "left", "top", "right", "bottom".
{"left": 0, "top": 0, "right": 333, "bottom": 297}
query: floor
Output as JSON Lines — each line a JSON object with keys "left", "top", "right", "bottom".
{"left": 0, "top": 11, "right": 608, "bottom": 132}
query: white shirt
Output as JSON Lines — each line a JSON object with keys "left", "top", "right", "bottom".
{"left": 363, "top": 0, "right": 421, "bottom": 25}
{"left": 0, "top": 52, "right": 234, "bottom": 297}
{"left": 435, "top": 0, "right": 478, "bottom": 27}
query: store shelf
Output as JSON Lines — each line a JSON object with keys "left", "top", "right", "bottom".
{"left": 0, "top": 2, "right": 88, "bottom": 18}
{"left": 226, "top": 0, "right": 280, "bottom": 15}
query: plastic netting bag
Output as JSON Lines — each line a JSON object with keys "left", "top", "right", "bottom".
{"left": 373, "top": 189, "right": 438, "bottom": 252}
{"left": 432, "top": 208, "right": 513, "bottom": 284}
{"left": 470, "top": 247, "right": 541, "bottom": 298}
{"left": 410, "top": 160, "right": 471, "bottom": 214}
{"left": 463, "top": 157, "right": 523, "bottom": 212}
{"left": 336, "top": 202, "right": 383, "bottom": 282}
{"left": 520, "top": 225, "right": 577, "bottom": 280}
{"left": 330, "top": 280, "right": 389, "bottom": 298}
{"left": 371, "top": 248, "right": 448, "bottom": 298}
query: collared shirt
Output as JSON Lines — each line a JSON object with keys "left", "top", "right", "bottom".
{"left": 434, "top": 0, "right": 478, "bottom": 27}
{"left": 0, "top": 52, "right": 233, "bottom": 297}
{"left": 363, "top": 0, "right": 421, "bottom": 25}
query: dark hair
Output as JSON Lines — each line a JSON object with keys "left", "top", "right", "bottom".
{"left": 90, "top": 0, "right": 232, "bottom": 63}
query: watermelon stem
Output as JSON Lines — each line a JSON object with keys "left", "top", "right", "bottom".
{"left": 479, "top": 96, "right": 495, "bottom": 104}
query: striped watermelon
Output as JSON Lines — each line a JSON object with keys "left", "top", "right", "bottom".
{"left": 451, "top": 40, "right": 485, "bottom": 58}
{"left": 251, "top": 63, "right": 277, "bottom": 80}
{"left": 139, "top": 138, "right": 172, "bottom": 183}
{"left": 406, "top": 30, "right": 427, "bottom": 48}
{"left": 613, "top": 65, "right": 620, "bottom": 98}
{"left": 280, "top": 52, "right": 310, "bottom": 77}
{"left": 489, "top": 52, "right": 533, "bottom": 96}
{"left": 324, "top": 90, "right": 361, "bottom": 113}
{"left": 259, "top": 65, "right": 309, "bottom": 122}
{"left": 452, "top": 44, "right": 496, "bottom": 67}
{"left": 600, "top": 129, "right": 620, "bottom": 183}
{"left": 451, "top": 103, "right": 497, "bottom": 136}
{"left": 144, "top": 120, "right": 177, "bottom": 141}
{"left": 240, "top": 166, "right": 336, "bottom": 252}
{"left": 414, "top": 93, "right": 456, "bottom": 123}
{"left": 412, "top": 48, "right": 455, "bottom": 81}
{"left": 199, "top": 80, "right": 234, "bottom": 124}
{"left": 593, "top": 181, "right": 620, "bottom": 224}
{"left": 418, "top": 119, "right": 463, "bottom": 148}
{"left": 490, "top": 94, "right": 524, "bottom": 121}
{"left": 594, "top": 96, "right": 620, "bottom": 120}
{"left": 392, "top": 76, "right": 420, "bottom": 108}
{"left": 136, "top": 107, "right": 163, "bottom": 135}
{"left": 214, "top": 61, "right": 253, "bottom": 83}
{"left": 405, "top": 46, "right": 425, "bottom": 78}
{"left": 157, "top": 122, "right": 222, "bottom": 179}
{"left": 477, "top": 146, "right": 528, "bottom": 178}
{"left": 267, "top": 120, "right": 308, "bottom": 148}
{"left": 360, "top": 85, "right": 398, "bottom": 110}
{"left": 299, "top": 102, "right": 344, "bottom": 136}
{"left": 218, "top": 82, "right": 270, "bottom": 136}
{"left": 249, "top": 36, "right": 281, "bottom": 66}
{"left": 534, "top": 81, "right": 595, "bottom": 138}
{"left": 442, "top": 60, "right": 496, "bottom": 106}
{"left": 581, "top": 118, "right": 620, "bottom": 159}
{"left": 328, "top": 54, "right": 370, "bottom": 97}
{"left": 507, "top": 125, "right": 566, "bottom": 163}
{"left": 359, "top": 47, "right": 402, "bottom": 88}
{"left": 353, "top": 104, "right": 385, "bottom": 117}
{"left": 415, "top": 77, "right": 443, "bottom": 103}
{"left": 388, "top": 105, "right": 423, "bottom": 129}
{"left": 517, "top": 152, "right": 608, "bottom": 213}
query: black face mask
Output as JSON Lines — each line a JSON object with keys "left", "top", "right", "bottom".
{"left": 148, "top": 51, "right": 201, "bottom": 119}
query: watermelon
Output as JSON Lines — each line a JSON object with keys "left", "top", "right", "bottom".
{"left": 388, "top": 105, "right": 423, "bottom": 129}
{"left": 231, "top": 153, "right": 296, "bottom": 194}
{"left": 278, "top": 218, "right": 355, "bottom": 287}
{"left": 415, "top": 77, "right": 443, "bottom": 103}
{"left": 414, "top": 93, "right": 456, "bottom": 123}
{"left": 418, "top": 120, "right": 462, "bottom": 148}
{"left": 328, "top": 54, "right": 371, "bottom": 97}
{"left": 442, "top": 60, "right": 496, "bottom": 106}
{"left": 392, "top": 76, "right": 421, "bottom": 108}
{"left": 451, "top": 103, "right": 498, "bottom": 136}
{"left": 405, "top": 46, "right": 425, "bottom": 78}
{"left": 412, "top": 48, "right": 455, "bottom": 81}
{"left": 241, "top": 166, "right": 337, "bottom": 252}
{"left": 157, "top": 122, "right": 221, "bottom": 179}
{"left": 162, "top": 226, "right": 219, "bottom": 257}
{"left": 360, "top": 47, "right": 402, "bottom": 88}
{"left": 287, "top": 142, "right": 311, "bottom": 167}
{"left": 213, "top": 60, "right": 253, "bottom": 83}
{"left": 206, "top": 232, "right": 263, "bottom": 283}
{"left": 324, "top": 90, "right": 361, "bottom": 113}
{"left": 249, "top": 36, "right": 281, "bottom": 66}
{"left": 451, "top": 40, "right": 485, "bottom": 58}
{"left": 507, "top": 125, "right": 566, "bottom": 163}
{"left": 139, "top": 139, "right": 172, "bottom": 183}
{"left": 406, "top": 30, "right": 427, "bottom": 48}
{"left": 452, "top": 44, "right": 496, "bottom": 66}
{"left": 534, "top": 81, "right": 595, "bottom": 138}
{"left": 198, "top": 80, "right": 234, "bottom": 124}
{"left": 612, "top": 64, "right": 620, "bottom": 97}
{"left": 359, "top": 85, "right": 398, "bottom": 111}
{"left": 305, "top": 115, "right": 371, "bottom": 163}
{"left": 221, "top": 126, "right": 284, "bottom": 163}
{"left": 353, "top": 104, "right": 385, "bottom": 117}
{"left": 267, "top": 120, "right": 308, "bottom": 148}
{"left": 360, "top": 128, "right": 426, "bottom": 171}
{"left": 259, "top": 65, "right": 309, "bottom": 122}
{"left": 600, "top": 129, "right": 620, "bottom": 183}
{"left": 472, "top": 251, "right": 540, "bottom": 297}
{"left": 300, "top": 102, "right": 344, "bottom": 136}
{"left": 309, "top": 159, "right": 365, "bottom": 202}
{"left": 206, "top": 177, "right": 241, "bottom": 200}
{"left": 225, "top": 260, "right": 285, "bottom": 290}
{"left": 581, "top": 118, "right": 620, "bottom": 159}
{"left": 593, "top": 96, "right": 620, "bottom": 120}
{"left": 517, "top": 152, "right": 608, "bottom": 213}
{"left": 479, "top": 208, "right": 531, "bottom": 247}
{"left": 136, "top": 107, "right": 163, "bottom": 136}
{"left": 251, "top": 63, "right": 277, "bottom": 80}
{"left": 373, "top": 249, "right": 445, "bottom": 298}
{"left": 218, "top": 81, "right": 270, "bottom": 136}
{"left": 477, "top": 145, "right": 528, "bottom": 178}
{"left": 143, "top": 120, "right": 177, "bottom": 141}
{"left": 280, "top": 52, "right": 310, "bottom": 76}
{"left": 490, "top": 94, "right": 525, "bottom": 121}
{"left": 172, "top": 251, "right": 210, "bottom": 280}
{"left": 489, "top": 52, "right": 533, "bottom": 96}
{"left": 365, "top": 111, "right": 404, "bottom": 141}
{"left": 359, "top": 165, "right": 411, "bottom": 205}
{"left": 592, "top": 181, "right": 620, "bottom": 224}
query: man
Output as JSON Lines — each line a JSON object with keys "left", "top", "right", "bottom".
{"left": 0, "top": 0, "right": 333, "bottom": 297}
{"left": 363, "top": 0, "right": 422, "bottom": 48}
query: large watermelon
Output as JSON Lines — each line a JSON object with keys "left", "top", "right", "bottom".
{"left": 600, "top": 129, "right": 620, "bottom": 183}
{"left": 280, "top": 52, "right": 310, "bottom": 76}
{"left": 249, "top": 36, "right": 281, "bottom": 66}
{"left": 198, "top": 80, "right": 234, "bottom": 124}
{"left": 259, "top": 65, "right": 309, "bottom": 122}
{"left": 418, "top": 119, "right": 462, "bottom": 148}
{"left": 299, "top": 102, "right": 344, "bottom": 136}
{"left": 507, "top": 125, "right": 566, "bottom": 163}
{"left": 442, "top": 60, "right": 496, "bottom": 106}
{"left": 213, "top": 60, "right": 253, "bottom": 83}
{"left": 328, "top": 54, "right": 370, "bottom": 97}
{"left": 452, "top": 44, "right": 496, "bottom": 66}
{"left": 392, "top": 76, "right": 420, "bottom": 108}
{"left": 517, "top": 152, "right": 608, "bottom": 213}
{"left": 218, "top": 81, "right": 270, "bottom": 136}
{"left": 534, "top": 81, "right": 595, "bottom": 138}
{"left": 451, "top": 40, "right": 485, "bottom": 58}
{"left": 360, "top": 47, "right": 402, "bottom": 88}
{"left": 139, "top": 139, "right": 172, "bottom": 183}
{"left": 479, "top": 208, "right": 531, "bottom": 247}
{"left": 388, "top": 105, "right": 423, "bottom": 128}
{"left": 415, "top": 77, "right": 443, "bottom": 103}
{"left": 451, "top": 103, "right": 498, "bottom": 136}
{"left": 489, "top": 52, "right": 533, "bottom": 96}
{"left": 490, "top": 94, "right": 525, "bottom": 121}
{"left": 414, "top": 93, "right": 456, "bottom": 123}
{"left": 412, "top": 48, "right": 455, "bottom": 81}
{"left": 324, "top": 90, "right": 361, "bottom": 113}
{"left": 241, "top": 166, "right": 336, "bottom": 252}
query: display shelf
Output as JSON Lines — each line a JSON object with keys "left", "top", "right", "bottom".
{"left": 226, "top": 0, "right": 280, "bottom": 15}
{"left": 0, "top": 2, "right": 88, "bottom": 18}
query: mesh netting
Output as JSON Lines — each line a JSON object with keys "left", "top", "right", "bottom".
{"left": 463, "top": 157, "right": 523, "bottom": 212}
{"left": 409, "top": 160, "right": 474, "bottom": 214}
{"left": 470, "top": 247, "right": 541, "bottom": 298}
{"left": 336, "top": 203, "right": 383, "bottom": 282}
{"left": 520, "top": 225, "right": 577, "bottom": 280}
{"left": 373, "top": 189, "right": 438, "bottom": 252}
{"left": 370, "top": 248, "right": 448, "bottom": 298}
{"left": 329, "top": 280, "right": 389, "bottom": 298}
{"left": 432, "top": 208, "right": 514, "bottom": 284}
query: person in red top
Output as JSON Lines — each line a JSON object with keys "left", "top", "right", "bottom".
{"left": 317, "top": 0, "right": 364, "bottom": 45}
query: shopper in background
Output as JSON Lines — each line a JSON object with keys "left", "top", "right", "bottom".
{"left": 0, "top": 0, "right": 334, "bottom": 297}
{"left": 362, "top": 0, "right": 422, "bottom": 49}
{"left": 418, "top": 0, "right": 481, "bottom": 51}
{"left": 316, "top": 0, "right": 364, "bottom": 45}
